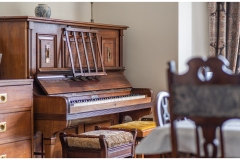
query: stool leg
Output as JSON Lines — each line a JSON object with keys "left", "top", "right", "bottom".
{"left": 136, "top": 154, "right": 144, "bottom": 158}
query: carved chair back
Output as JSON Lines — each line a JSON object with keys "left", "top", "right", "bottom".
{"left": 168, "top": 56, "right": 240, "bottom": 158}
{"left": 154, "top": 91, "right": 170, "bottom": 126}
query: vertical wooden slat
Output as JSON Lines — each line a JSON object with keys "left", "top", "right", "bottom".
{"left": 73, "top": 32, "right": 83, "bottom": 74}
{"left": 81, "top": 32, "right": 91, "bottom": 73}
{"left": 96, "top": 33, "right": 105, "bottom": 72}
{"left": 88, "top": 32, "right": 98, "bottom": 73}
{"left": 65, "top": 31, "right": 76, "bottom": 77}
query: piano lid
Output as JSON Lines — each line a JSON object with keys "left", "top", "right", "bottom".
{"left": 35, "top": 69, "right": 132, "bottom": 95}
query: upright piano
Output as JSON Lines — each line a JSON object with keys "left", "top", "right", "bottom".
{"left": 0, "top": 16, "right": 153, "bottom": 158}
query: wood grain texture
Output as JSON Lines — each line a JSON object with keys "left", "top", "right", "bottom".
{"left": 0, "top": 111, "right": 31, "bottom": 144}
{"left": 0, "top": 84, "right": 32, "bottom": 110}
{"left": 0, "top": 16, "right": 127, "bottom": 79}
{"left": 0, "top": 79, "right": 33, "bottom": 158}
{"left": 0, "top": 139, "right": 32, "bottom": 158}
{"left": 36, "top": 71, "right": 132, "bottom": 95}
{"left": 0, "top": 21, "right": 28, "bottom": 79}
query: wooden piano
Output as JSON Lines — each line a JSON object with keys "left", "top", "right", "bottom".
{"left": 0, "top": 16, "right": 153, "bottom": 158}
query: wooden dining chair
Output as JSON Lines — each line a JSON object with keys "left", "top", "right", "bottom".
{"left": 167, "top": 55, "right": 240, "bottom": 158}
{"left": 154, "top": 91, "right": 170, "bottom": 127}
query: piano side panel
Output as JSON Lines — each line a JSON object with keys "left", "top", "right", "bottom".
{"left": 131, "top": 88, "right": 153, "bottom": 101}
{"left": 34, "top": 119, "right": 76, "bottom": 158}
{"left": 33, "top": 94, "right": 68, "bottom": 116}
{"left": 34, "top": 94, "right": 73, "bottom": 159}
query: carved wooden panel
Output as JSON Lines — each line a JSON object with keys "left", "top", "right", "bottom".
{"left": 98, "top": 29, "right": 119, "bottom": 68}
{"left": 36, "top": 34, "right": 57, "bottom": 68}
{"left": 102, "top": 38, "right": 117, "bottom": 67}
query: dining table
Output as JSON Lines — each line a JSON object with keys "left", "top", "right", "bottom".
{"left": 135, "top": 119, "right": 240, "bottom": 157}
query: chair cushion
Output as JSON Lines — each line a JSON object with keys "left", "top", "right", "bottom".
{"left": 110, "top": 121, "right": 156, "bottom": 132}
{"left": 66, "top": 130, "right": 133, "bottom": 149}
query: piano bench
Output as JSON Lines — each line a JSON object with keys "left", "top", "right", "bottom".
{"left": 59, "top": 126, "right": 137, "bottom": 158}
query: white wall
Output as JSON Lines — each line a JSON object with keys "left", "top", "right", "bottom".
{"left": 93, "top": 2, "right": 178, "bottom": 100}
{"left": 178, "top": 2, "right": 192, "bottom": 74}
{"left": 0, "top": 2, "right": 91, "bottom": 22}
{"left": 192, "top": 2, "right": 209, "bottom": 57}
{"left": 179, "top": 2, "right": 209, "bottom": 74}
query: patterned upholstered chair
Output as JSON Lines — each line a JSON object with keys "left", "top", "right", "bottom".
{"left": 168, "top": 55, "right": 240, "bottom": 158}
{"left": 59, "top": 126, "right": 137, "bottom": 158}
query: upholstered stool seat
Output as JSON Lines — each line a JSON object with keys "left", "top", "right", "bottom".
{"left": 110, "top": 121, "right": 156, "bottom": 158}
{"left": 67, "top": 130, "right": 134, "bottom": 149}
{"left": 59, "top": 126, "right": 137, "bottom": 158}
{"left": 110, "top": 121, "right": 156, "bottom": 139}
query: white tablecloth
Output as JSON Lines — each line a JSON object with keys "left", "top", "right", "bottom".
{"left": 135, "top": 119, "right": 240, "bottom": 157}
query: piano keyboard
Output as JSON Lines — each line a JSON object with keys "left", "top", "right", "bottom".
{"left": 70, "top": 94, "right": 146, "bottom": 107}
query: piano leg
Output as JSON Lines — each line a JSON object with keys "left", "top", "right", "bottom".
{"left": 43, "top": 137, "right": 56, "bottom": 158}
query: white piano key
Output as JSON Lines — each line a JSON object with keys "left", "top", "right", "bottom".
{"left": 72, "top": 94, "right": 146, "bottom": 107}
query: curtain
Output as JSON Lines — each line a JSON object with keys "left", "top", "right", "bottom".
{"left": 208, "top": 2, "right": 240, "bottom": 73}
